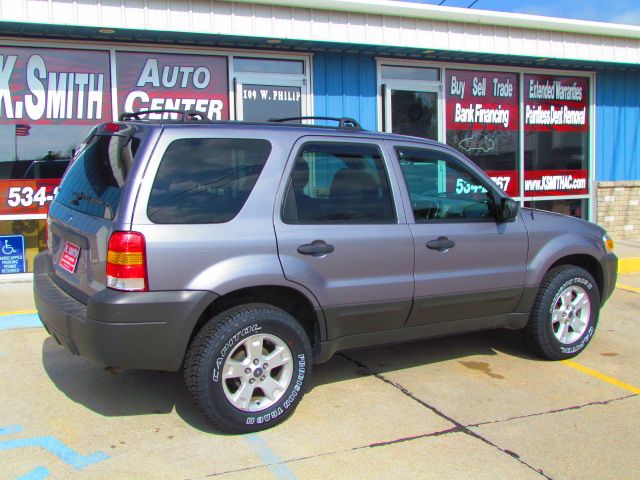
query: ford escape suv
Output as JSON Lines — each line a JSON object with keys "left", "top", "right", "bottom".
{"left": 34, "top": 111, "right": 617, "bottom": 433}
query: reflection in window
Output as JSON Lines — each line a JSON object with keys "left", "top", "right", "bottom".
{"left": 391, "top": 91, "right": 438, "bottom": 141}
{"left": 282, "top": 143, "right": 395, "bottom": 224}
{"left": 57, "top": 132, "right": 139, "bottom": 220}
{"left": 524, "top": 131, "right": 589, "bottom": 171}
{"left": 0, "top": 124, "right": 91, "bottom": 180}
{"left": 234, "top": 58, "right": 304, "bottom": 74}
{"left": 396, "top": 147, "right": 493, "bottom": 222}
{"left": 148, "top": 138, "right": 271, "bottom": 224}
{"left": 381, "top": 65, "right": 439, "bottom": 81}
{"left": 524, "top": 198, "right": 587, "bottom": 220}
{"left": 448, "top": 130, "right": 518, "bottom": 171}
{"left": 241, "top": 85, "right": 302, "bottom": 122}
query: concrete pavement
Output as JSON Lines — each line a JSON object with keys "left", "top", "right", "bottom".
{"left": 0, "top": 284, "right": 639, "bottom": 478}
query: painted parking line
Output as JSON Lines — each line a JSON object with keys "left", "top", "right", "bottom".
{"left": 562, "top": 360, "right": 640, "bottom": 395}
{"left": 616, "top": 283, "right": 640, "bottom": 294}
{"left": 0, "top": 424, "right": 110, "bottom": 479}
{"left": 0, "top": 312, "right": 42, "bottom": 330}
{"left": 17, "top": 466, "right": 49, "bottom": 480}
{"left": 244, "top": 434, "right": 298, "bottom": 480}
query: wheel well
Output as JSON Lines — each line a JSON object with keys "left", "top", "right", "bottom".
{"left": 189, "top": 286, "right": 321, "bottom": 353}
{"left": 549, "top": 254, "right": 604, "bottom": 297}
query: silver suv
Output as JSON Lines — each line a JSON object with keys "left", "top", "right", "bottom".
{"left": 34, "top": 112, "right": 617, "bottom": 433}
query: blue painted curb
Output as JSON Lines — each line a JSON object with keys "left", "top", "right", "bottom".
{"left": 0, "top": 313, "right": 43, "bottom": 330}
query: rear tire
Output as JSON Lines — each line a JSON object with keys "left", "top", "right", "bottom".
{"left": 184, "top": 303, "right": 312, "bottom": 433}
{"left": 522, "top": 265, "right": 600, "bottom": 360}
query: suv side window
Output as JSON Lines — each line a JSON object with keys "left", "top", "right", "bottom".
{"left": 148, "top": 138, "right": 271, "bottom": 224}
{"left": 396, "top": 146, "right": 494, "bottom": 222}
{"left": 282, "top": 142, "right": 395, "bottom": 224}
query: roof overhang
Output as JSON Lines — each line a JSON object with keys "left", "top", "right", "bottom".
{"left": 235, "top": 0, "right": 640, "bottom": 40}
{"left": 0, "top": 0, "right": 638, "bottom": 70}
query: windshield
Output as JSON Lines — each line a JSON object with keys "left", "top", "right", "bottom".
{"left": 56, "top": 128, "right": 140, "bottom": 219}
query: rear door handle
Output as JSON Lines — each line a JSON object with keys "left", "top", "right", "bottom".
{"left": 297, "top": 240, "right": 335, "bottom": 257}
{"left": 426, "top": 236, "right": 455, "bottom": 252}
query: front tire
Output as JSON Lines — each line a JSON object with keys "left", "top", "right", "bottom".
{"left": 184, "top": 303, "right": 312, "bottom": 433}
{"left": 522, "top": 265, "right": 600, "bottom": 360}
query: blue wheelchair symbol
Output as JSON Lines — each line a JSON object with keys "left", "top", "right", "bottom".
{"left": 2, "top": 239, "right": 17, "bottom": 255}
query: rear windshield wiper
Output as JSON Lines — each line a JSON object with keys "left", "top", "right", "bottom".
{"left": 71, "top": 191, "right": 114, "bottom": 220}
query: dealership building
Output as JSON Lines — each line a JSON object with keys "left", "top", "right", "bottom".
{"left": 0, "top": 0, "right": 639, "bottom": 279}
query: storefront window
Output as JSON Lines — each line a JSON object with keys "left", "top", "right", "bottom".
{"left": 380, "top": 64, "right": 442, "bottom": 141}
{"left": 233, "top": 57, "right": 307, "bottom": 123}
{"left": 525, "top": 198, "right": 588, "bottom": 219}
{"left": 234, "top": 58, "right": 304, "bottom": 74}
{"left": 0, "top": 46, "right": 112, "bottom": 275}
{"left": 240, "top": 85, "right": 302, "bottom": 122}
{"left": 381, "top": 65, "right": 439, "bottom": 81}
{"left": 0, "top": 219, "right": 47, "bottom": 274}
{"left": 391, "top": 90, "right": 438, "bottom": 140}
{"left": 523, "top": 74, "right": 590, "bottom": 207}
{"left": 445, "top": 70, "right": 520, "bottom": 197}
{"left": 116, "top": 51, "right": 229, "bottom": 120}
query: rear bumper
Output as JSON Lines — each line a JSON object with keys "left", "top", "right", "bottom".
{"left": 34, "top": 252, "right": 217, "bottom": 371}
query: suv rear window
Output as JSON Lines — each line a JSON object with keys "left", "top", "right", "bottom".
{"left": 147, "top": 138, "right": 272, "bottom": 224}
{"left": 56, "top": 130, "right": 139, "bottom": 220}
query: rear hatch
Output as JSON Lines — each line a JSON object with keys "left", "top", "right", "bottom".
{"left": 46, "top": 122, "right": 151, "bottom": 300}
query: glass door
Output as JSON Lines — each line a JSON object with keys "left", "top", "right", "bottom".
{"left": 235, "top": 76, "right": 306, "bottom": 123}
{"left": 384, "top": 83, "right": 442, "bottom": 141}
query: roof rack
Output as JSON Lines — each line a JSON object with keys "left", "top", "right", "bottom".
{"left": 119, "top": 109, "right": 207, "bottom": 122}
{"left": 269, "top": 116, "right": 363, "bottom": 130}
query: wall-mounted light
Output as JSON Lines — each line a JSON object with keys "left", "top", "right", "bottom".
{"left": 98, "top": 28, "right": 116, "bottom": 34}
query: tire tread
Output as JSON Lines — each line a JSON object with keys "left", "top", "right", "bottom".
{"left": 521, "top": 265, "right": 599, "bottom": 360}
{"left": 183, "top": 303, "right": 311, "bottom": 433}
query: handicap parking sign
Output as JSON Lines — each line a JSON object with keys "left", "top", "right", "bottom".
{"left": 0, "top": 235, "right": 26, "bottom": 274}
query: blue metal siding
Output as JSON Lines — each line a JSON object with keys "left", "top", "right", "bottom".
{"left": 313, "top": 53, "right": 377, "bottom": 131}
{"left": 596, "top": 71, "right": 640, "bottom": 181}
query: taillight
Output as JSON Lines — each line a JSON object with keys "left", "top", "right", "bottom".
{"left": 103, "top": 122, "right": 121, "bottom": 133}
{"left": 106, "top": 231, "right": 148, "bottom": 292}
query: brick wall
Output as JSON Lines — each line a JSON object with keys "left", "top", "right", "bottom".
{"left": 597, "top": 181, "right": 640, "bottom": 240}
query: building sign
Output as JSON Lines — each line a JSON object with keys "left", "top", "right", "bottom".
{"left": 0, "top": 179, "right": 60, "bottom": 215}
{"left": 524, "top": 169, "right": 589, "bottom": 197}
{"left": 116, "top": 52, "right": 229, "bottom": 120}
{"left": 241, "top": 84, "right": 302, "bottom": 122}
{"left": 446, "top": 70, "right": 519, "bottom": 131}
{"left": 524, "top": 75, "right": 589, "bottom": 131}
{"left": 1, "top": 235, "right": 26, "bottom": 274}
{"left": 0, "top": 47, "right": 111, "bottom": 124}
{"left": 446, "top": 70, "right": 520, "bottom": 197}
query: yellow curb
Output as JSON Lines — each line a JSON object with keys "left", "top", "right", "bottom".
{"left": 616, "top": 283, "right": 640, "bottom": 294}
{"left": 618, "top": 257, "right": 640, "bottom": 274}
{"left": 0, "top": 310, "right": 37, "bottom": 316}
{"left": 562, "top": 360, "right": 640, "bottom": 395}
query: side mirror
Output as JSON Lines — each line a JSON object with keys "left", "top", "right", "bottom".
{"left": 496, "top": 197, "right": 519, "bottom": 222}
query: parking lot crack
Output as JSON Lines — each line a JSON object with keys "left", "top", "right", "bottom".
{"left": 367, "top": 426, "right": 463, "bottom": 448}
{"left": 339, "top": 353, "right": 554, "bottom": 480}
{"left": 467, "top": 394, "right": 637, "bottom": 428}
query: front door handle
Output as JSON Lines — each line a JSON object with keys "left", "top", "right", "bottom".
{"left": 297, "top": 240, "right": 335, "bottom": 257}
{"left": 426, "top": 236, "right": 455, "bottom": 252}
